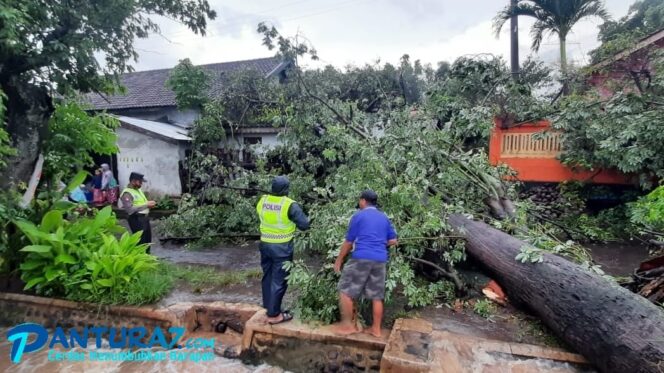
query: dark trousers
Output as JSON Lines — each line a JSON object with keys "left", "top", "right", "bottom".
{"left": 127, "top": 214, "right": 152, "bottom": 253}
{"left": 259, "top": 241, "right": 294, "bottom": 317}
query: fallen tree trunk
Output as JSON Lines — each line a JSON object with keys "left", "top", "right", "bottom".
{"left": 448, "top": 214, "right": 664, "bottom": 373}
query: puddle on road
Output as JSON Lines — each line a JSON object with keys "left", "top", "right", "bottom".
{"left": 586, "top": 241, "right": 650, "bottom": 276}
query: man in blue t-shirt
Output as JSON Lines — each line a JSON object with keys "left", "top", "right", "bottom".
{"left": 331, "top": 190, "right": 397, "bottom": 338}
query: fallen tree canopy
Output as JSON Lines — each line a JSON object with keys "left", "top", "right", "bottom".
{"left": 449, "top": 214, "right": 664, "bottom": 373}
{"left": 157, "top": 26, "right": 612, "bottom": 324}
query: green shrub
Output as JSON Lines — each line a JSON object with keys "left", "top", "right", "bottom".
{"left": 155, "top": 196, "right": 177, "bottom": 210}
{"left": 631, "top": 186, "right": 664, "bottom": 235}
{"left": 473, "top": 299, "right": 496, "bottom": 319}
{"left": 120, "top": 267, "right": 174, "bottom": 305}
{"left": 157, "top": 205, "right": 227, "bottom": 239}
{"left": 16, "top": 206, "right": 157, "bottom": 303}
{"left": 157, "top": 199, "right": 258, "bottom": 247}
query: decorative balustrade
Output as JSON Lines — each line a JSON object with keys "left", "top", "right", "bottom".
{"left": 489, "top": 118, "right": 632, "bottom": 185}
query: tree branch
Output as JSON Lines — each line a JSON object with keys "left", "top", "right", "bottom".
{"left": 295, "top": 69, "right": 369, "bottom": 139}
{"left": 407, "top": 255, "right": 464, "bottom": 291}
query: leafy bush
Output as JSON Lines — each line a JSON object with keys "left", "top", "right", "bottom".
{"left": 630, "top": 185, "right": 664, "bottom": 236}
{"left": 44, "top": 102, "right": 118, "bottom": 178}
{"left": 473, "top": 299, "right": 497, "bottom": 319}
{"left": 157, "top": 195, "right": 258, "bottom": 247}
{"left": 16, "top": 206, "right": 157, "bottom": 303}
{"left": 155, "top": 196, "right": 177, "bottom": 210}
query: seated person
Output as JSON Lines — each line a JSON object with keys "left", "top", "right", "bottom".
{"left": 69, "top": 185, "right": 88, "bottom": 203}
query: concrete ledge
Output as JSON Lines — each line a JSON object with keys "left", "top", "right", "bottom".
{"left": 380, "top": 318, "right": 431, "bottom": 372}
{"left": 242, "top": 310, "right": 387, "bottom": 371}
{"left": 0, "top": 292, "right": 592, "bottom": 372}
{"left": 381, "top": 318, "right": 590, "bottom": 373}
{"left": 0, "top": 293, "right": 260, "bottom": 335}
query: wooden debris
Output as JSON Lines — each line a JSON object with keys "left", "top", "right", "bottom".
{"left": 624, "top": 254, "right": 664, "bottom": 305}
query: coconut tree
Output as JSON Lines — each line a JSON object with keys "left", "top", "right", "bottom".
{"left": 494, "top": 0, "right": 610, "bottom": 77}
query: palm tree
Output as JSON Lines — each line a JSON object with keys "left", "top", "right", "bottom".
{"left": 494, "top": 0, "right": 610, "bottom": 77}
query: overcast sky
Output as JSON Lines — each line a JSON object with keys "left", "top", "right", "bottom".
{"left": 132, "top": 0, "right": 636, "bottom": 72}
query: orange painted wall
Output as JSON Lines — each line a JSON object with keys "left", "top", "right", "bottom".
{"left": 489, "top": 119, "right": 634, "bottom": 185}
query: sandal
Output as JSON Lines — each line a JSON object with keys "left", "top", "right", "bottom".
{"left": 268, "top": 312, "right": 294, "bottom": 325}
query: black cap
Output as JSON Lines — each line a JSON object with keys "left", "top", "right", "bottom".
{"left": 360, "top": 189, "right": 378, "bottom": 205}
{"left": 129, "top": 172, "right": 146, "bottom": 182}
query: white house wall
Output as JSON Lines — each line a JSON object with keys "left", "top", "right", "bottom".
{"left": 116, "top": 127, "right": 183, "bottom": 197}
{"left": 223, "top": 133, "right": 280, "bottom": 154}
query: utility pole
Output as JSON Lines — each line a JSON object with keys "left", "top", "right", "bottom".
{"left": 510, "top": 0, "right": 520, "bottom": 79}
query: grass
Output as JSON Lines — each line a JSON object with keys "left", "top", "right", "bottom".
{"left": 513, "top": 316, "right": 564, "bottom": 348}
{"left": 472, "top": 299, "right": 497, "bottom": 319}
{"left": 160, "top": 261, "right": 262, "bottom": 289}
{"left": 88, "top": 261, "right": 262, "bottom": 306}
{"left": 120, "top": 268, "right": 175, "bottom": 305}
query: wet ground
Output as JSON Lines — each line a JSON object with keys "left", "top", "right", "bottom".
{"left": 417, "top": 303, "right": 563, "bottom": 348}
{"left": 152, "top": 240, "right": 261, "bottom": 271}
{"left": 149, "top": 235, "right": 564, "bottom": 349}
{"left": 586, "top": 241, "right": 650, "bottom": 276}
{"left": 146, "top": 230, "right": 653, "bottom": 349}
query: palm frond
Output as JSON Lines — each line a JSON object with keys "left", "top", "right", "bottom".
{"left": 572, "top": 1, "right": 611, "bottom": 25}
{"left": 495, "top": 0, "right": 612, "bottom": 47}
{"left": 492, "top": 2, "right": 541, "bottom": 37}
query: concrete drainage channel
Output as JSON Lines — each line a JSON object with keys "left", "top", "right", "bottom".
{"left": 0, "top": 293, "right": 592, "bottom": 372}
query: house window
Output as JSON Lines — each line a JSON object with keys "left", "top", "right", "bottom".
{"left": 244, "top": 137, "right": 262, "bottom": 145}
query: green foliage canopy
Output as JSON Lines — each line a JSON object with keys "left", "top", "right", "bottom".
{"left": 44, "top": 102, "right": 119, "bottom": 178}
{"left": 590, "top": 0, "right": 664, "bottom": 64}
{"left": 0, "top": 0, "right": 216, "bottom": 93}
{"left": 554, "top": 51, "right": 664, "bottom": 187}
{"left": 165, "top": 58, "right": 211, "bottom": 110}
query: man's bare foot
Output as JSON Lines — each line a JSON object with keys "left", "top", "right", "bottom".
{"left": 363, "top": 327, "right": 382, "bottom": 338}
{"left": 330, "top": 322, "right": 359, "bottom": 335}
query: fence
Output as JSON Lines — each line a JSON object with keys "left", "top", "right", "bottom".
{"left": 489, "top": 119, "right": 632, "bottom": 185}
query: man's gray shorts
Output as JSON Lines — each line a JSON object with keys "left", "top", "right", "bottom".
{"left": 337, "top": 258, "right": 387, "bottom": 300}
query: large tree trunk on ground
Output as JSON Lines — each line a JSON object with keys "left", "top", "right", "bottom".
{"left": 0, "top": 77, "right": 52, "bottom": 189}
{"left": 448, "top": 214, "right": 664, "bottom": 373}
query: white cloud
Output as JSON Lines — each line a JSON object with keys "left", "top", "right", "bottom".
{"left": 129, "top": 0, "right": 637, "bottom": 71}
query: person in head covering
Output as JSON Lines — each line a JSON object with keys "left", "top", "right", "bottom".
{"left": 331, "top": 189, "right": 398, "bottom": 338}
{"left": 120, "top": 172, "right": 156, "bottom": 252}
{"left": 255, "top": 175, "right": 310, "bottom": 324}
{"left": 100, "top": 163, "right": 117, "bottom": 190}
{"left": 100, "top": 163, "right": 119, "bottom": 203}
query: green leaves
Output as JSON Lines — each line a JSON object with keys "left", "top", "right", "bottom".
{"left": 630, "top": 185, "right": 664, "bottom": 238}
{"left": 1, "top": 0, "right": 215, "bottom": 97}
{"left": 553, "top": 49, "right": 664, "bottom": 188}
{"left": 515, "top": 246, "right": 544, "bottom": 264}
{"left": 40, "top": 210, "right": 63, "bottom": 232}
{"left": 15, "top": 205, "right": 153, "bottom": 303}
{"left": 44, "top": 103, "right": 118, "bottom": 178}
{"left": 165, "top": 59, "right": 210, "bottom": 110}
{"left": 65, "top": 171, "right": 88, "bottom": 194}
{"left": 20, "top": 245, "right": 52, "bottom": 253}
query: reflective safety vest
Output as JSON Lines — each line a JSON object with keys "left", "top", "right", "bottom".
{"left": 121, "top": 187, "right": 149, "bottom": 214}
{"left": 256, "top": 195, "right": 296, "bottom": 243}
